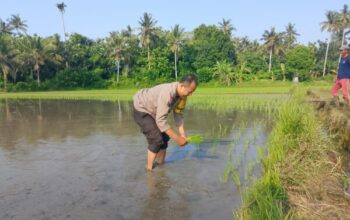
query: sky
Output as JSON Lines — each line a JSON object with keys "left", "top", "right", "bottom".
{"left": 1, "top": 0, "right": 349, "bottom": 44}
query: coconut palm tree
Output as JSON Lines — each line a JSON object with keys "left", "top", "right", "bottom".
{"left": 56, "top": 2, "right": 67, "bottom": 41}
{"left": 108, "top": 32, "right": 127, "bottom": 83}
{"left": 261, "top": 27, "right": 284, "bottom": 73}
{"left": 122, "top": 25, "right": 133, "bottom": 38}
{"left": 338, "top": 4, "right": 350, "bottom": 47}
{"left": 8, "top": 14, "right": 27, "bottom": 36}
{"left": 121, "top": 26, "right": 137, "bottom": 76}
{"left": 9, "top": 38, "right": 25, "bottom": 83}
{"left": 285, "top": 23, "right": 299, "bottom": 49}
{"left": 218, "top": 19, "right": 236, "bottom": 37}
{"left": 337, "top": 4, "right": 350, "bottom": 62}
{"left": 0, "top": 35, "right": 14, "bottom": 90}
{"left": 0, "top": 18, "right": 13, "bottom": 35}
{"left": 320, "top": 11, "right": 338, "bottom": 76}
{"left": 27, "top": 35, "right": 62, "bottom": 86}
{"left": 138, "top": 12, "right": 157, "bottom": 70}
{"left": 168, "top": 24, "right": 185, "bottom": 80}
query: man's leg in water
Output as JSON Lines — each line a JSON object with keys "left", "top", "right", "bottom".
{"left": 147, "top": 149, "right": 157, "bottom": 171}
{"left": 155, "top": 149, "right": 166, "bottom": 165}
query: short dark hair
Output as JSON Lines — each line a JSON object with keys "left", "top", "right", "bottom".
{"left": 179, "top": 74, "right": 198, "bottom": 86}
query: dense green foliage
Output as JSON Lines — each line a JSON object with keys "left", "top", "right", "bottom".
{"left": 0, "top": 5, "right": 349, "bottom": 91}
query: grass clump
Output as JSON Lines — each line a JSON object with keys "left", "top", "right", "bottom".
{"left": 235, "top": 89, "right": 350, "bottom": 219}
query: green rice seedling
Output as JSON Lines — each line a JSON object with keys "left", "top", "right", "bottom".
{"left": 227, "top": 142, "right": 235, "bottom": 160}
{"left": 241, "top": 138, "right": 251, "bottom": 157}
{"left": 187, "top": 135, "right": 204, "bottom": 144}
{"left": 220, "top": 161, "right": 234, "bottom": 184}
{"left": 253, "top": 122, "right": 258, "bottom": 142}
{"left": 257, "top": 145, "right": 265, "bottom": 167}
{"left": 231, "top": 168, "right": 241, "bottom": 189}
{"left": 233, "top": 153, "right": 241, "bottom": 167}
{"left": 245, "top": 160, "right": 255, "bottom": 184}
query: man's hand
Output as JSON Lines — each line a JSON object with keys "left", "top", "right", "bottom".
{"left": 165, "top": 128, "right": 188, "bottom": 146}
{"left": 178, "top": 125, "right": 187, "bottom": 139}
{"left": 176, "top": 137, "right": 188, "bottom": 146}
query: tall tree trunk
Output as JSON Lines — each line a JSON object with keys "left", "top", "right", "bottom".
{"left": 147, "top": 45, "right": 150, "bottom": 70}
{"left": 60, "top": 12, "right": 67, "bottom": 41}
{"left": 2, "top": 66, "right": 9, "bottom": 91}
{"left": 37, "top": 69, "right": 40, "bottom": 86}
{"left": 268, "top": 48, "right": 272, "bottom": 73}
{"left": 116, "top": 60, "right": 120, "bottom": 83}
{"left": 13, "top": 68, "right": 18, "bottom": 83}
{"left": 60, "top": 12, "right": 69, "bottom": 68}
{"left": 174, "top": 50, "right": 178, "bottom": 80}
{"left": 3, "top": 69, "right": 7, "bottom": 91}
{"left": 323, "top": 37, "right": 331, "bottom": 77}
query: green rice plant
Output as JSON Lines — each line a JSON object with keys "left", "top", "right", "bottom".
{"left": 253, "top": 123, "right": 258, "bottom": 142}
{"left": 235, "top": 171, "right": 289, "bottom": 220}
{"left": 236, "top": 89, "right": 322, "bottom": 219}
{"left": 227, "top": 142, "right": 235, "bottom": 160}
{"left": 243, "top": 138, "right": 250, "bottom": 155}
{"left": 220, "top": 161, "right": 235, "bottom": 184}
{"left": 232, "top": 168, "right": 242, "bottom": 189}
{"left": 245, "top": 160, "right": 255, "bottom": 184}
{"left": 187, "top": 135, "right": 204, "bottom": 144}
{"left": 257, "top": 145, "right": 265, "bottom": 167}
{"left": 233, "top": 153, "right": 241, "bottom": 167}
{"left": 235, "top": 128, "right": 243, "bottom": 141}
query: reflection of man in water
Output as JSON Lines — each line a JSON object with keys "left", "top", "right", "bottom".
{"left": 133, "top": 74, "right": 198, "bottom": 171}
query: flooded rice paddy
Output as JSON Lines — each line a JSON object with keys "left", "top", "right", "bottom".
{"left": 0, "top": 100, "right": 272, "bottom": 220}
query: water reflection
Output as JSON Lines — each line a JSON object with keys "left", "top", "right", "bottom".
{"left": 141, "top": 168, "right": 190, "bottom": 219}
{"left": 0, "top": 99, "right": 271, "bottom": 220}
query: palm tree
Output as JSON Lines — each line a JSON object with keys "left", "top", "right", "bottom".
{"left": 337, "top": 4, "right": 350, "bottom": 62}
{"left": 138, "top": 12, "right": 157, "bottom": 70}
{"left": 168, "top": 24, "right": 185, "bottom": 80}
{"left": 285, "top": 23, "right": 299, "bottom": 48}
{"left": 0, "top": 35, "right": 13, "bottom": 90}
{"left": 27, "top": 35, "right": 62, "bottom": 86}
{"left": 108, "top": 32, "right": 127, "bottom": 83}
{"left": 56, "top": 2, "right": 67, "bottom": 41}
{"left": 261, "top": 27, "right": 284, "bottom": 73}
{"left": 320, "top": 11, "right": 338, "bottom": 76}
{"left": 218, "top": 19, "right": 236, "bottom": 36}
{"left": 338, "top": 5, "right": 350, "bottom": 47}
{"left": 0, "top": 18, "right": 13, "bottom": 35}
{"left": 213, "top": 61, "right": 234, "bottom": 86}
{"left": 9, "top": 38, "right": 24, "bottom": 83}
{"left": 122, "top": 25, "right": 133, "bottom": 38}
{"left": 8, "top": 14, "right": 27, "bottom": 36}
{"left": 121, "top": 26, "right": 137, "bottom": 76}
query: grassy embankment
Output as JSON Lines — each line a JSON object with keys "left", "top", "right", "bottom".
{"left": 235, "top": 89, "right": 350, "bottom": 219}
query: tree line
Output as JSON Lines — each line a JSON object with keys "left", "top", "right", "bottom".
{"left": 0, "top": 4, "right": 349, "bottom": 91}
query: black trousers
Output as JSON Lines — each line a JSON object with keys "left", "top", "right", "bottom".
{"left": 133, "top": 107, "right": 170, "bottom": 153}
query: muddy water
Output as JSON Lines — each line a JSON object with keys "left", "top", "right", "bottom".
{"left": 0, "top": 100, "right": 271, "bottom": 220}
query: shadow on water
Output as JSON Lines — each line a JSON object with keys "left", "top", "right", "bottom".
{"left": 0, "top": 99, "right": 272, "bottom": 220}
{"left": 166, "top": 143, "right": 219, "bottom": 163}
